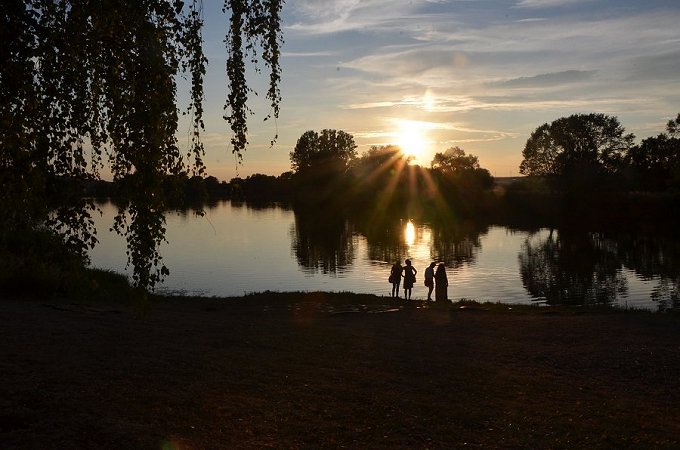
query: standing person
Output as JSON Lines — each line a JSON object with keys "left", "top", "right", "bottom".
{"left": 434, "top": 263, "right": 448, "bottom": 302}
{"left": 389, "top": 261, "right": 403, "bottom": 298}
{"left": 402, "top": 259, "right": 417, "bottom": 300}
{"left": 424, "top": 262, "right": 436, "bottom": 301}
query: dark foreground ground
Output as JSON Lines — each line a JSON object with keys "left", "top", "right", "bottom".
{"left": 1, "top": 292, "right": 680, "bottom": 449}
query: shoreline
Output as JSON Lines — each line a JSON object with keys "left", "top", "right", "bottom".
{"left": 2, "top": 292, "right": 679, "bottom": 448}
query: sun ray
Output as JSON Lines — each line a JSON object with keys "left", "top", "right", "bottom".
{"left": 418, "top": 166, "right": 457, "bottom": 223}
{"left": 366, "top": 155, "right": 409, "bottom": 227}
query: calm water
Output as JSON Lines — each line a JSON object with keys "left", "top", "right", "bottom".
{"left": 89, "top": 200, "right": 680, "bottom": 311}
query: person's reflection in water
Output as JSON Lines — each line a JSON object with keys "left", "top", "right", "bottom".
{"left": 402, "top": 259, "right": 417, "bottom": 300}
{"left": 434, "top": 263, "right": 448, "bottom": 302}
{"left": 389, "top": 261, "right": 403, "bottom": 298}
{"left": 424, "top": 262, "right": 436, "bottom": 301}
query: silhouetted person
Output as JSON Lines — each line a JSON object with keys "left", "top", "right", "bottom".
{"left": 424, "top": 262, "right": 436, "bottom": 300}
{"left": 434, "top": 263, "right": 448, "bottom": 302}
{"left": 402, "top": 259, "right": 417, "bottom": 300}
{"left": 389, "top": 261, "right": 402, "bottom": 298}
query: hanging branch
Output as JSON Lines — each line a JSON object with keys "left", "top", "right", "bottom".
{"left": 1, "top": 0, "right": 285, "bottom": 290}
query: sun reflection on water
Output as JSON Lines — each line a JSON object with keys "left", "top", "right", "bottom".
{"left": 405, "top": 220, "right": 415, "bottom": 246}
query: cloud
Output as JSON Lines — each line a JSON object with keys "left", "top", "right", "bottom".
{"left": 343, "top": 101, "right": 406, "bottom": 110}
{"left": 326, "top": 8, "right": 680, "bottom": 108}
{"left": 287, "top": 0, "right": 416, "bottom": 35}
{"left": 514, "top": 0, "right": 595, "bottom": 8}
{"left": 515, "top": 17, "right": 548, "bottom": 22}
{"left": 625, "top": 50, "right": 680, "bottom": 82}
{"left": 273, "top": 1, "right": 680, "bottom": 175}
{"left": 282, "top": 51, "right": 337, "bottom": 58}
{"left": 495, "top": 70, "right": 598, "bottom": 88}
{"left": 341, "top": 90, "right": 646, "bottom": 114}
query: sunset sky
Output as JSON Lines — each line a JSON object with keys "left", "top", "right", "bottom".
{"left": 184, "top": 0, "right": 680, "bottom": 181}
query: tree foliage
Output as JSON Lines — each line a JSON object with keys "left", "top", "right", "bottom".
{"left": 1, "top": 0, "right": 284, "bottom": 289}
{"left": 431, "top": 146, "right": 480, "bottom": 172}
{"left": 351, "top": 145, "right": 403, "bottom": 178}
{"left": 429, "top": 146, "right": 492, "bottom": 211}
{"left": 348, "top": 145, "right": 408, "bottom": 209}
{"left": 667, "top": 113, "right": 680, "bottom": 137}
{"left": 626, "top": 114, "right": 680, "bottom": 191}
{"left": 288, "top": 129, "right": 358, "bottom": 209}
{"left": 519, "top": 113, "right": 635, "bottom": 179}
{"left": 290, "top": 129, "right": 357, "bottom": 174}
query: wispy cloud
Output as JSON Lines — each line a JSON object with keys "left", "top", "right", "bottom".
{"left": 515, "top": 17, "right": 548, "bottom": 22}
{"left": 287, "top": 0, "right": 417, "bottom": 34}
{"left": 343, "top": 101, "right": 406, "bottom": 110}
{"left": 201, "top": 0, "right": 680, "bottom": 179}
{"left": 514, "top": 0, "right": 595, "bottom": 8}
{"left": 494, "top": 70, "right": 598, "bottom": 88}
{"left": 625, "top": 50, "right": 680, "bottom": 82}
{"left": 282, "top": 51, "right": 337, "bottom": 57}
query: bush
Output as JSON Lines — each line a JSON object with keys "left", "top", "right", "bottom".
{"left": 0, "top": 229, "right": 133, "bottom": 301}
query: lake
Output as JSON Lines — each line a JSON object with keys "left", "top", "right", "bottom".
{"left": 89, "top": 200, "right": 680, "bottom": 311}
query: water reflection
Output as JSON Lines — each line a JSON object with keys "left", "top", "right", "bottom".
{"left": 429, "top": 220, "right": 486, "bottom": 270}
{"left": 360, "top": 219, "right": 410, "bottom": 267}
{"left": 89, "top": 200, "right": 680, "bottom": 310}
{"left": 519, "top": 230, "right": 627, "bottom": 306}
{"left": 290, "top": 210, "right": 356, "bottom": 274}
{"left": 519, "top": 230, "right": 680, "bottom": 310}
{"left": 615, "top": 234, "right": 680, "bottom": 310}
{"left": 405, "top": 221, "right": 416, "bottom": 246}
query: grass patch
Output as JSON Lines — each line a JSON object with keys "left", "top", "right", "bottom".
{"left": 152, "top": 290, "right": 668, "bottom": 317}
{"left": 0, "top": 228, "right": 140, "bottom": 304}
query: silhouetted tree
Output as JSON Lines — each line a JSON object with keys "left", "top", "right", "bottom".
{"left": 625, "top": 114, "right": 680, "bottom": 191}
{"left": 290, "top": 129, "right": 357, "bottom": 174}
{"left": 204, "top": 176, "right": 221, "bottom": 196}
{"left": 240, "top": 173, "right": 279, "bottom": 199}
{"left": 289, "top": 129, "right": 357, "bottom": 207}
{"left": 627, "top": 135, "right": 680, "bottom": 191}
{"left": 431, "top": 146, "right": 480, "bottom": 172}
{"left": 429, "top": 147, "right": 493, "bottom": 215}
{"left": 186, "top": 176, "right": 208, "bottom": 203}
{"left": 349, "top": 145, "right": 405, "bottom": 203}
{"left": 1, "top": 1, "right": 284, "bottom": 289}
{"left": 519, "top": 114, "right": 634, "bottom": 190}
{"left": 352, "top": 145, "right": 403, "bottom": 177}
{"left": 667, "top": 113, "right": 680, "bottom": 137}
{"left": 229, "top": 177, "right": 245, "bottom": 200}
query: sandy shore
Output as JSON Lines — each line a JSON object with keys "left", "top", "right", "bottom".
{"left": 1, "top": 292, "right": 679, "bottom": 448}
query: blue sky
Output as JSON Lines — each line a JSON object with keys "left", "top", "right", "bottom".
{"left": 185, "top": 0, "right": 680, "bottom": 180}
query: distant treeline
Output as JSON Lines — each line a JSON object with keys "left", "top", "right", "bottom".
{"left": 85, "top": 172, "right": 292, "bottom": 203}
{"left": 496, "top": 183, "right": 680, "bottom": 231}
{"left": 85, "top": 113, "right": 680, "bottom": 229}
{"left": 84, "top": 144, "right": 495, "bottom": 218}
{"left": 83, "top": 170, "right": 680, "bottom": 234}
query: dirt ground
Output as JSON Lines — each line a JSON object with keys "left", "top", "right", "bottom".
{"left": 1, "top": 293, "right": 680, "bottom": 449}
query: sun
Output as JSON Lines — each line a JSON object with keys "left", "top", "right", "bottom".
{"left": 395, "top": 120, "right": 427, "bottom": 161}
